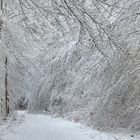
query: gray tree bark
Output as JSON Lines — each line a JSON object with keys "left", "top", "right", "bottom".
{"left": 0, "top": 0, "right": 3, "bottom": 11}
{"left": 5, "top": 57, "right": 9, "bottom": 117}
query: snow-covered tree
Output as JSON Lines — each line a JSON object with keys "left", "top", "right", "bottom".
{"left": 0, "top": 0, "right": 140, "bottom": 132}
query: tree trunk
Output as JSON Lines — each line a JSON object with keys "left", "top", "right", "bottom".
{"left": 5, "top": 57, "right": 9, "bottom": 117}
{"left": 0, "top": 0, "right": 9, "bottom": 117}
{"left": 1, "top": 0, "right": 3, "bottom": 11}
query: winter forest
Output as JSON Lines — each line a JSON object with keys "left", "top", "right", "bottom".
{"left": 0, "top": 0, "right": 140, "bottom": 139}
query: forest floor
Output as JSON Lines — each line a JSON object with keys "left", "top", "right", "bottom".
{"left": 0, "top": 111, "right": 139, "bottom": 140}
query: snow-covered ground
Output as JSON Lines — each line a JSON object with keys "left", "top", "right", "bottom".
{"left": 0, "top": 111, "right": 139, "bottom": 140}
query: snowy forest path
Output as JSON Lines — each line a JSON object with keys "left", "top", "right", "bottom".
{"left": 0, "top": 111, "right": 139, "bottom": 140}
